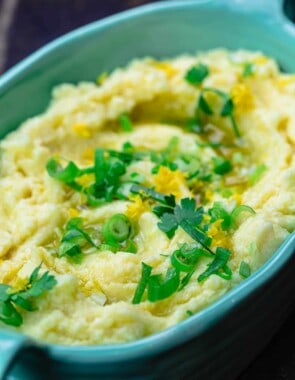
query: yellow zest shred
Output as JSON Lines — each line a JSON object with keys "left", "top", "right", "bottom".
{"left": 207, "top": 220, "right": 230, "bottom": 249}
{"left": 82, "top": 148, "right": 94, "bottom": 164}
{"left": 231, "top": 83, "right": 254, "bottom": 114}
{"left": 153, "top": 166, "right": 187, "bottom": 199}
{"left": 231, "top": 193, "right": 242, "bottom": 205}
{"left": 76, "top": 173, "right": 94, "bottom": 188}
{"left": 68, "top": 208, "right": 80, "bottom": 218}
{"left": 12, "top": 278, "right": 28, "bottom": 292}
{"left": 125, "top": 195, "right": 149, "bottom": 221}
{"left": 204, "top": 189, "right": 214, "bottom": 203}
{"left": 72, "top": 123, "right": 92, "bottom": 138}
{"left": 277, "top": 75, "right": 295, "bottom": 89}
{"left": 253, "top": 55, "right": 268, "bottom": 65}
{"left": 52, "top": 115, "right": 64, "bottom": 129}
{"left": 207, "top": 219, "right": 222, "bottom": 238}
{"left": 152, "top": 61, "right": 177, "bottom": 78}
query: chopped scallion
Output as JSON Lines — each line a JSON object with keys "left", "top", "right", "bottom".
{"left": 102, "top": 214, "right": 132, "bottom": 244}
{"left": 239, "top": 261, "right": 251, "bottom": 278}
{"left": 132, "top": 263, "right": 152, "bottom": 304}
{"left": 119, "top": 114, "right": 133, "bottom": 132}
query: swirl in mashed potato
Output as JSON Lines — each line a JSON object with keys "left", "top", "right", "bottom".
{"left": 0, "top": 49, "right": 294, "bottom": 345}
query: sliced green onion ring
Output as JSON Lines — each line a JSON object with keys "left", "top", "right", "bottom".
{"left": 171, "top": 249, "right": 197, "bottom": 273}
{"left": 231, "top": 205, "right": 255, "bottom": 228}
{"left": 239, "top": 261, "right": 251, "bottom": 278}
{"left": 147, "top": 268, "right": 180, "bottom": 302}
{"left": 102, "top": 214, "right": 132, "bottom": 244}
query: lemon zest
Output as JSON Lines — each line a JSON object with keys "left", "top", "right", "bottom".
{"left": 231, "top": 193, "right": 242, "bottom": 205}
{"left": 125, "top": 195, "right": 149, "bottom": 221}
{"left": 277, "top": 75, "right": 295, "bottom": 89}
{"left": 253, "top": 56, "right": 268, "bottom": 65}
{"left": 77, "top": 173, "right": 94, "bottom": 187}
{"left": 68, "top": 208, "right": 80, "bottom": 218}
{"left": 231, "top": 83, "right": 254, "bottom": 114}
{"left": 152, "top": 61, "right": 177, "bottom": 78}
{"left": 82, "top": 148, "right": 94, "bottom": 164}
{"left": 72, "top": 123, "right": 92, "bottom": 138}
{"left": 153, "top": 166, "right": 186, "bottom": 199}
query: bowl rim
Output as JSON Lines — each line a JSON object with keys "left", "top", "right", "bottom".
{"left": 0, "top": 0, "right": 293, "bottom": 93}
{"left": 0, "top": 0, "right": 294, "bottom": 363}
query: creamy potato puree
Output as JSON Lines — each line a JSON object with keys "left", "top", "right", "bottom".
{"left": 0, "top": 49, "right": 294, "bottom": 345}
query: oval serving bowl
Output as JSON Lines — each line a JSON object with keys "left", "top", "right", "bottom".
{"left": 0, "top": 0, "right": 295, "bottom": 379}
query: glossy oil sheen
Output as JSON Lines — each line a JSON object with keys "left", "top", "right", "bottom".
{"left": 0, "top": 0, "right": 294, "bottom": 379}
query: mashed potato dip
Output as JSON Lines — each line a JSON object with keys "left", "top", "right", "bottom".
{"left": 0, "top": 50, "right": 294, "bottom": 345}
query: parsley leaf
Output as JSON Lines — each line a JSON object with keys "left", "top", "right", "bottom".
{"left": 174, "top": 198, "right": 204, "bottom": 226}
{"left": 249, "top": 164, "right": 267, "bottom": 185}
{"left": 198, "top": 94, "right": 213, "bottom": 115}
{"left": 185, "top": 64, "right": 209, "bottom": 85}
{"left": 242, "top": 62, "right": 254, "bottom": 78}
{"left": 158, "top": 213, "right": 179, "bottom": 239}
{"left": 0, "top": 265, "right": 57, "bottom": 327}
{"left": 156, "top": 198, "right": 212, "bottom": 253}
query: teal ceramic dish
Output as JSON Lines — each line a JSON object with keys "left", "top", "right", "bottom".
{"left": 0, "top": 0, "right": 295, "bottom": 379}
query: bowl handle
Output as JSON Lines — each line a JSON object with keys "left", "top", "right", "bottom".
{"left": 221, "top": 0, "right": 295, "bottom": 33}
{"left": 0, "top": 331, "right": 32, "bottom": 379}
{"left": 0, "top": 331, "right": 49, "bottom": 379}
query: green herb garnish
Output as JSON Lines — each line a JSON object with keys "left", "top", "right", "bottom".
{"left": 242, "top": 62, "right": 254, "bottom": 78}
{"left": 209, "top": 203, "right": 255, "bottom": 230}
{"left": 58, "top": 218, "right": 98, "bottom": 263}
{"left": 46, "top": 148, "right": 146, "bottom": 206}
{"left": 208, "top": 202, "right": 232, "bottom": 230}
{"left": 102, "top": 214, "right": 132, "bottom": 245}
{"left": 198, "top": 247, "right": 232, "bottom": 282}
{"left": 231, "top": 205, "right": 255, "bottom": 228}
{"left": 131, "top": 184, "right": 176, "bottom": 208}
{"left": 185, "top": 64, "right": 209, "bottom": 85}
{"left": 171, "top": 244, "right": 210, "bottom": 273}
{"left": 132, "top": 262, "right": 180, "bottom": 303}
{"left": 239, "top": 261, "right": 251, "bottom": 278}
{"left": 147, "top": 267, "right": 180, "bottom": 302}
{"left": 196, "top": 88, "right": 241, "bottom": 138}
{"left": 150, "top": 137, "right": 179, "bottom": 174}
{"left": 119, "top": 114, "right": 133, "bottom": 132}
{"left": 132, "top": 242, "right": 231, "bottom": 304}
{"left": 132, "top": 263, "right": 153, "bottom": 304}
{"left": 157, "top": 198, "right": 213, "bottom": 252}
{"left": 0, "top": 264, "right": 57, "bottom": 327}
{"left": 46, "top": 158, "right": 87, "bottom": 191}
{"left": 249, "top": 164, "right": 267, "bottom": 185}
{"left": 212, "top": 156, "right": 232, "bottom": 175}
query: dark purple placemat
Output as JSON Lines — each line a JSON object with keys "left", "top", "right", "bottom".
{"left": 0, "top": 1, "right": 294, "bottom": 379}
